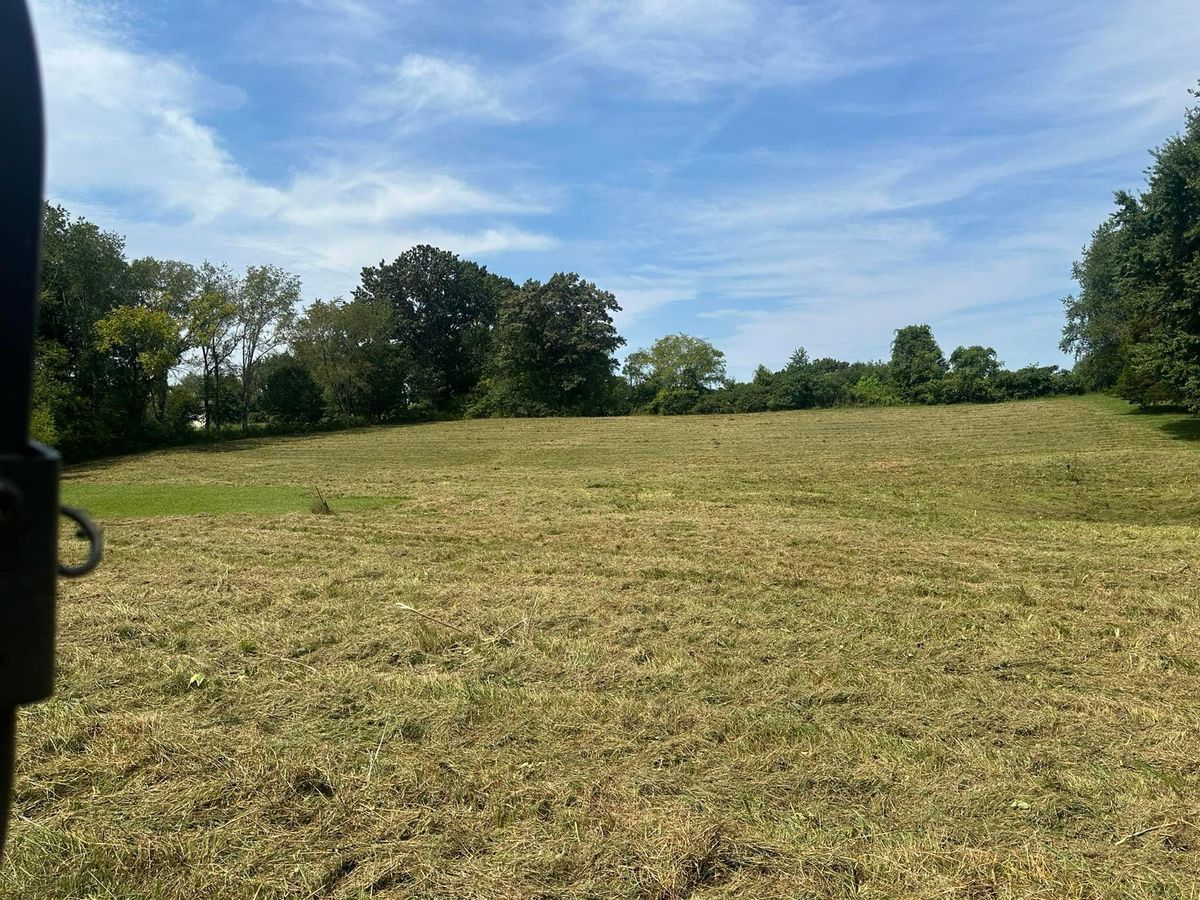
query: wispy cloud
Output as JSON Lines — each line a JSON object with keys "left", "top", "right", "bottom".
{"left": 556, "top": 0, "right": 880, "bottom": 99}
{"left": 26, "top": 0, "right": 1200, "bottom": 375}
{"left": 354, "top": 54, "right": 519, "bottom": 127}
{"left": 29, "top": 0, "right": 556, "bottom": 299}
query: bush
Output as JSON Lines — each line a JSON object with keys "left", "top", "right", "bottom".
{"left": 647, "top": 386, "right": 703, "bottom": 415}
{"left": 851, "top": 374, "right": 904, "bottom": 406}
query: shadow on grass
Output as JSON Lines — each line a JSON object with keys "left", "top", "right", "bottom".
{"left": 63, "top": 419, "right": 431, "bottom": 474}
{"left": 1120, "top": 402, "right": 1200, "bottom": 442}
{"left": 1157, "top": 418, "right": 1200, "bottom": 441}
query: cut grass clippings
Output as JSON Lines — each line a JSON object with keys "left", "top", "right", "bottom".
{"left": 4, "top": 394, "right": 1200, "bottom": 898}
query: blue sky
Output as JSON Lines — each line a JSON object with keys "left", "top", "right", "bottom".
{"left": 29, "top": 0, "right": 1200, "bottom": 379}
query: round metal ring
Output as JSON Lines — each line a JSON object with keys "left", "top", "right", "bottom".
{"left": 58, "top": 505, "right": 102, "bottom": 577}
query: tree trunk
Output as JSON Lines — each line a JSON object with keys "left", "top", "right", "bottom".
{"left": 241, "top": 366, "right": 251, "bottom": 433}
{"left": 212, "top": 358, "right": 221, "bottom": 432}
{"left": 201, "top": 347, "right": 212, "bottom": 432}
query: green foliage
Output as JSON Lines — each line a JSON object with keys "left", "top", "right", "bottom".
{"left": 1060, "top": 222, "right": 1132, "bottom": 391}
{"left": 94, "top": 306, "right": 181, "bottom": 381}
{"left": 128, "top": 257, "right": 199, "bottom": 318}
{"left": 1063, "top": 86, "right": 1200, "bottom": 410}
{"left": 36, "top": 205, "right": 141, "bottom": 455}
{"left": 356, "top": 245, "right": 513, "bottom": 411}
{"left": 160, "top": 383, "right": 202, "bottom": 436}
{"left": 32, "top": 194, "right": 1118, "bottom": 462}
{"left": 764, "top": 350, "right": 818, "bottom": 410}
{"left": 943, "top": 345, "right": 1002, "bottom": 403}
{"left": 890, "top": 324, "right": 949, "bottom": 403}
{"left": 624, "top": 333, "right": 728, "bottom": 413}
{"left": 258, "top": 356, "right": 326, "bottom": 425}
{"left": 28, "top": 402, "right": 58, "bottom": 447}
{"left": 485, "top": 273, "right": 624, "bottom": 416}
{"left": 851, "top": 373, "right": 903, "bottom": 406}
{"left": 187, "top": 266, "right": 240, "bottom": 431}
{"left": 94, "top": 304, "right": 183, "bottom": 439}
{"left": 236, "top": 264, "right": 301, "bottom": 429}
{"left": 291, "top": 297, "right": 402, "bottom": 420}
{"left": 994, "top": 364, "right": 1081, "bottom": 400}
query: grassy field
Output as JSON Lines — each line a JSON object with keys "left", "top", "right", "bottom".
{"left": 3, "top": 395, "right": 1200, "bottom": 898}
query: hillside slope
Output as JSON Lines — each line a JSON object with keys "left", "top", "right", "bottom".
{"left": 5, "top": 396, "right": 1200, "bottom": 898}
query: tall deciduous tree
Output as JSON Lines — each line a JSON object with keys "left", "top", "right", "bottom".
{"left": 189, "top": 263, "right": 240, "bottom": 431}
{"left": 1060, "top": 221, "right": 1132, "bottom": 391}
{"left": 257, "top": 355, "right": 325, "bottom": 425}
{"left": 292, "top": 297, "right": 401, "bottom": 419}
{"left": 1062, "top": 87, "right": 1200, "bottom": 409}
{"left": 623, "top": 333, "right": 727, "bottom": 413}
{"left": 356, "top": 245, "right": 513, "bottom": 410}
{"left": 486, "top": 274, "right": 623, "bottom": 416}
{"left": 37, "top": 204, "right": 135, "bottom": 453}
{"left": 235, "top": 264, "right": 301, "bottom": 430}
{"left": 945, "top": 345, "right": 1001, "bottom": 403}
{"left": 890, "top": 324, "right": 948, "bottom": 403}
{"left": 127, "top": 257, "right": 197, "bottom": 420}
{"left": 94, "top": 306, "right": 183, "bottom": 436}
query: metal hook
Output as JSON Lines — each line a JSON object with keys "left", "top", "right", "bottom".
{"left": 58, "top": 505, "right": 102, "bottom": 577}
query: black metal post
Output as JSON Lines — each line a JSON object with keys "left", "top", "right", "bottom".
{"left": 0, "top": 0, "right": 58, "bottom": 858}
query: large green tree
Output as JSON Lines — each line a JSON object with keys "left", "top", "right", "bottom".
{"left": 257, "top": 355, "right": 325, "bottom": 425}
{"left": 356, "top": 245, "right": 513, "bottom": 410}
{"left": 36, "top": 204, "right": 136, "bottom": 453}
{"left": 766, "top": 348, "right": 818, "bottom": 410}
{"left": 127, "top": 257, "right": 198, "bottom": 421}
{"left": 1060, "top": 221, "right": 1133, "bottom": 391}
{"left": 188, "top": 263, "right": 240, "bottom": 431}
{"left": 944, "top": 345, "right": 1001, "bottom": 403}
{"left": 1062, "top": 88, "right": 1200, "bottom": 408}
{"left": 93, "top": 306, "right": 183, "bottom": 437}
{"left": 235, "top": 264, "right": 301, "bottom": 430}
{"left": 623, "top": 333, "right": 728, "bottom": 414}
{"left": 890, "top": 324, "right": 948, "bottom": 403}
{"left": 485, "top": 273, "right": 623, "bottom": 416}
{"left": 1113, "top": 99, "right": 1200, "bottom": 408}
{"left": 291, "top": 297, "right": 402, "bottom": 419}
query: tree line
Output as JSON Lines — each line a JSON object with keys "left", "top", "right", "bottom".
{"left": 622, "top": 328, "right": 1077, "bottom": 416}
{"left": 1062, "top": 87, "right": 1200, "bottom": 410}
{"left": 32, "top": 201, "right": 1079, "bottom": 460}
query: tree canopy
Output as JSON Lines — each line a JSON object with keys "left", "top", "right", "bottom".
{"left": 30, "top": 199, "right": 1093, "bottom": 460}
{"left": 890, "top": 324, "right": 949, "bottom": 403}
{"left": 623, "top": 333, "right": 727, "bottom": 413}
{"left": 482, "top": 274, "right": 624, "bottom": 416}
{"left": 1062, "top": 87, "right": 1200, "bottom": 409}
{"left": 356, "top": 245, "right": 513, "bottom": 412}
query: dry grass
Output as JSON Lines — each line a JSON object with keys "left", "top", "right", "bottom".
{"left": 4, "top": 395, "right": 1200, "bottom": 898}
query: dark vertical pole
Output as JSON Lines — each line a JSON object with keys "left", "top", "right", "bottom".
{"left": 0, "top": 0, "right": 50, "bottom": 859}
{"left": 0, "top": 0, "right": 44, "bottom": 451}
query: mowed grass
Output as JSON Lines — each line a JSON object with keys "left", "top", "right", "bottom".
{"left": 4, "top": 395, "right": 1200, "bottom": 898}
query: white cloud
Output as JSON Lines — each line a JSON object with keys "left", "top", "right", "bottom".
{"left": 32, "top": 0, "right": 274, "bottom": 221}
{"left": 29, "top": 0, "right": 555, "bottom": 300}
{"left": 557, "top": 0, "right": 878, "bottom": 99}
{"left": 29, "top": 0, "right": 1200, "bottom": 377}
{"left": 277, "top": 166, "right": 544, "bottom": 227}
{"left": 606, "top": 274, "right": 701, "bottom": 332}
{"left": 356, "top": 54, "right": 518, "bottom": 126}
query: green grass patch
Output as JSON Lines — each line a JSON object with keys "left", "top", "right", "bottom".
{"left": 60, "top": 482, "right": 403, "bottom": 518}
